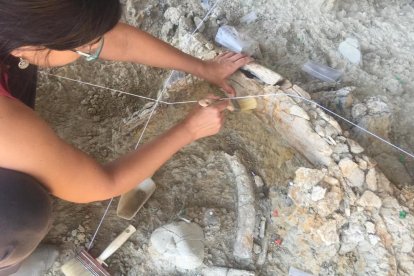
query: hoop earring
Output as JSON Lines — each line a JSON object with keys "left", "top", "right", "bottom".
{"left": 18, "top": 58, "right": 30, "bottom": 69}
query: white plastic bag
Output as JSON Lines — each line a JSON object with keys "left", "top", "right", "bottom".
{"left": 215, "top": 25, "right": 261, "bottom": 57}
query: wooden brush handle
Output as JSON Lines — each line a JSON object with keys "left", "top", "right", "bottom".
{"left": 97, "top": 225, "right": 136, "bottom": 263}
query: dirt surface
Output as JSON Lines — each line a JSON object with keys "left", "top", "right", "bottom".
{"left": 36, "top": 0, "right": 414, "bottom": 275}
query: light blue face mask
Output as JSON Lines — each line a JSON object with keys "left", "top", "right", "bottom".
{"left": 73, "top": 36, "right": 105, "bottom": 62}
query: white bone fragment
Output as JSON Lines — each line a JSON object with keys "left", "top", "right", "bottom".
{"left": 242, "top": 63, "right": 283, "bottom": 85}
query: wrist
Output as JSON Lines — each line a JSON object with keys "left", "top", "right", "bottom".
{"left": 172, "top": 122, "right": 196, "bottom": 145}
{"left": 193, "top": 59, "right": 208, "bottom": 79}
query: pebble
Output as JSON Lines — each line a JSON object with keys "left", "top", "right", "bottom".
{"left": 77, "top": 233, "right": 86, "bottom": 243}
{"left": 253, "top": 244, "right": 262, "bottom": 254}
{"left": 366, "top": 169, "right": 378, "bottom": 191}
{"left": 324, "top": 176, "right": 339, "bottom": 186}
{"left": 352, "top": 103, "right": 367, "bottom": 119}
{"left": 357, "top": 191, "right": 382, "bottom": 209}
{"left": 315, "top": 125, "right": 325, "bottom": 137}
{"left": 365, "top": 221, "right": 376, "bottom": 234}
{"left": 325, "top": 124, "right": 340, "bottom": 138}
{"left": 339, "top": 158, "right": 365, "bottom": 188}
{"left": 356, "top": 157, "right": 368, "bottom": 170}
{"left": 347, "top": 139, "right": 364, "bottom": 154}
{"left": 311, "top": 186, "right": 327, "bottom": 201}
{"left": 254, "top": 175, "right": 265, "bottom": 189}
{"left": 308, "top": 110, "right": 318, "bottom": 120}
{"left": 332, "top": 153, "right": 341, "bottom": 162}
{"left": 333, "top": 143, "right": 349, "bottom": 154}
{"left": 193, "top": 17, "right": 205, "bottom": 32}
{"left": 164, "top": 7, "right": 182, "bottom": 25}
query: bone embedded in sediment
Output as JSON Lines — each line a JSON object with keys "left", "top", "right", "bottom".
{"left": 224, "top": 154, "right": 255, "bottom": 264}
{"left": 241, "top": 63, "right": 284, "bottom": 85}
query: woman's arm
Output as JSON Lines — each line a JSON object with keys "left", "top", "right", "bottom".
{"left": 99, "top": 23, "right": 253, "bottom": 95}
{"left": 0, "top": 97, "right": 228, "bottom": 203}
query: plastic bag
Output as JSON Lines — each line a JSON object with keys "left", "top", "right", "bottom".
{"left": 215, "top": 25, "right": 261, "bottom": 57}
{"left": 302, "top": 61, "right": 342, "bottom": 83}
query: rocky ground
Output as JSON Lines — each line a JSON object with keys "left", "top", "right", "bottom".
{"left": 35, "top": 0, "right": 414, "bottom": 275}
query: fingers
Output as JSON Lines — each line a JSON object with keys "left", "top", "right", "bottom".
{"left": 212, "top": 99, "right": 230, "bottom": 112}
{"left": 228, "top": 53, "right": 248, "bottom": 62}
{"left": 217, "top": 51, "right": 253, "bottom": 64}
{"left": 234, "top": 55, "right": 254, "bottom": 68}
{"left": 221, "top": 82, "right": 236, "bottom": 97}
{"left": 205, "top": 94, "right": 221, "bottom": 100}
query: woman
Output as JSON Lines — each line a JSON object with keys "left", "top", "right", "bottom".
{"left": 0, "top": 0, "right": 252, "bottom": 274}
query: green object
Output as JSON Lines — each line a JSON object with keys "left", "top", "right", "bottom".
{"left": 399, "top": 155, "right": 406, "bottom": 164}
{"left": 394, "top": 75, "right": 405, "bottom": 85}
{"left": 399, "top": 211, "right": 407, "bottom": 219}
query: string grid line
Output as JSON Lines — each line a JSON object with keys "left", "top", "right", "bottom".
{"left": 42, "top": 71, "right": 414, "bottom": 160}
{"left": 42, "top": 0, "right": 413, "bottom": 251}
{"left": 85, "top": 0, "right": 223, "bottom": 250}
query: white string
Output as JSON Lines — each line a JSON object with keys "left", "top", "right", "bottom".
{"left": 87, "top": 198, "right": 113, "bottom": 250}
{"left": 85, "top": 0, "right": 223, "bottom": 251}
{"left": 42, "top": 71, "right": 414, "bottom": 159}
{"left": 42, "top": 73, "right": 171, "bottom": 104}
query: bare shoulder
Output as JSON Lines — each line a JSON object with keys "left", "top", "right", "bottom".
{"left": 0, "top": 97, "right": 60, "bottom": 173}
{"left": 0, "top": 97, "right": 113, "bottom": 202}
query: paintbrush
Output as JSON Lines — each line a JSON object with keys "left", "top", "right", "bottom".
{"left": 198, "top": 96, "right": 257, "bottom": 112}
{"left": 117, "top": 178, "right": 156, "bottom": 220}
{"left": 61, "top": 225, "right": 136, "bottom": 276}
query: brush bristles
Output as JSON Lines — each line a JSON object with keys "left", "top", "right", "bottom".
{"left": 61, "top": 250, "right": 110, "bottom": 276}
{"left": 231, "top": 98, "right": 258, "bottom": 111}
{"left": 61, "top": 258, "right": 95, "bottom": 276}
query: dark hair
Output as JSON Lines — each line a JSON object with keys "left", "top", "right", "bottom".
{"left": 0, "top": 0, "right": 122, "bottom": 106}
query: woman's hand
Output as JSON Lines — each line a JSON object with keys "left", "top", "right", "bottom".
{"left": 180, "top": 95, "right": 229, "bottom": 142}
{"left": 199, "top": 52, "right": 253, "bottom": 96}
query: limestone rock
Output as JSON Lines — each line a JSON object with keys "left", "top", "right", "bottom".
{"left": 317, "top": 220, "right": 339, "bottom": 246}
{"left": 294, "top": 168, "right": 326, "bottom": 188}
{"left": 311, "top": 186, "right": 327, "bottom": 201}
{"left": 149, "top": 222, "right": 204, "bottom": 270}
{"left": 347, "top": 139, "right": 364, "bottom": 154}
{"left": 351, "top": 103, "right": 367, "bottom": 119}
{"left": 202, "top": 267, "right": 255, "bottom": 276}
{"left": 164, "top": 7, "right": 182, "bottom": 25}
{"left": 333, "top": 143, "right": 349, "bottom": 154}
{"left": 315, "top": 125, "right": 325, "bottom": 137}
{"left": 316, "top": 189, "right": 342, "bottom": 217}
{"left": 339, "top": 223, "right": 365, "bottom": 254}
{"left": 365, "top": 169, "right": 378, "bottom": 191}
{"left": 193, "top": 16, "right": 205, "bottom": 32}
{"left": 365, "top": 221, "right": 376, "bottom": 234}
{"left": 339, "top": 158, "right": 365, "bottom": 188}
{"left": 253, "top": 175, "right": 265, "bottom": 189}
{"left": 357, "top": 191, "right": 382, "bottom": 209}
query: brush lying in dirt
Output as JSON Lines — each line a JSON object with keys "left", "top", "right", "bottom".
{"left": 198, "top": 97, "right": 257, "bottom": 112}
{"left": 117, "top": 178, "right": 156, "bottom": 220}
{"left": 61, "top": 225, "right": 136, "bottom": 276}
